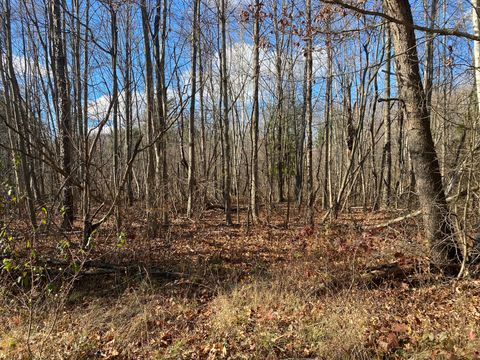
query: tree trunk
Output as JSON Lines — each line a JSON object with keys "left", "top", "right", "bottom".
{"left": 382, "top": 25, "right": 392, "bottom": 208}
{"left": 473, "top": 0, "right": 480, "bottom": 117}
{"left": 250, "top": 0, "right": 261, "bottom": 223}
{"left": 52, "top": 0, "right": 74, "bottom": 230}
{"left": 187, "top": 0, "right": 199, "bottom": 218}
{"left": 323, "top": 25, "right": 333, "bottom": 212}
{"left": 110, "top": 2, "right": 120, "bottom": 230}
{"left": 160, "top": 0, "right": 169, "bottom": 225}
{"left": 220, "top": 0, "right": 232, "bottom": 225}
{"left": 140, "top": 0, "right": 158, "bottom": 236}
{"left": 125, "top": 3, "right": 134, "bottom": 205}
{"left": 273, "top": 0, "right": 285, "bottom": 203}
{"left": 384, "top": 0, "right": 459, "bottom": 265}
{"left": 3, "top": 0, "right": 37, "bottom": 228}
{"left": 82, "top": 0, "right": 90, "bottom": 246}
{"left": 304, "top": 0, "right": 314, "bottom": 225}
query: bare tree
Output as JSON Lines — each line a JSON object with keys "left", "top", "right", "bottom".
{"left": 304, "top": 0, "right": 314, "bottom": 225}
{"left": 473, "top": 0, "right": 480, "bottom": 117}
{"left": 187, "top": 0, "right": 200, "bottom": 218}
{"left": 153, "top": 0, "right": 169, "bottom": 225}
{"left": 110, "top": 1, "right": 120, "bottom": 230}
{"left": 272, "top": 0, "right": 285, "bottom": 203}
{"left": 250, "top": 0, "right": 261, "bottom": 223}
{"left": 52, "top": 0, "right": 74, "bottom": 230}
{"left": 1, "top": 0, "right": 37, "bottom": 228}
{"left": 382, "top": 25, "right": 392, "bottom": 208}
{"left": 384, "top": 0, "right": 459, "bottom": 265}
{"left": 141, "top": 0, "right": 158, "bottom": 236}
{"left": 220, "top": 0, "right": 232, "bottom": 225}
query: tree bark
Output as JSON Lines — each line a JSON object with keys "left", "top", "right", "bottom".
{"left": 220, "top": 0, "right": 232, "bottom": 225}
{"left": 110, "top": 2, "right": 120, "bottom": 230}
{"left": 472, "top": 0, "right": 480, "bottom": 117}
{"left": 382, "top": 25, "right": 392, "bottom": 208}
{"left": 187, "top": 0, "right": 199, "bottom": 218}
{"left": 323, "top": 23, "right": 333, "bottom": 212}
{"left": 304, "top": 0, "right": 314, "bottom": 225}
{"left": 125, "top": 3, "right": 134, "bottom": 205}
{"left": 250, "top": 0, "right": 261, "bottom": 223}
{"left": 384, "top": 0, "right": 459, "bottom": 265}
{"left": 141, "top": 0, "right": 158, "bottom": 236}
{"left": 52, "top": 0, "right": 74, "bottom": 230}
{"left": 273, "top": 0, "right": 285, "bottom": 203}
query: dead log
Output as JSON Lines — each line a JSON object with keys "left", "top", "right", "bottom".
{"left": 41, "top": 258, "right": 184, "bottom": 279}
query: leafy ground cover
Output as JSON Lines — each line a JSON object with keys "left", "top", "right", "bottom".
{"left": 1, "top": 208, "right": 479, "bottom": 359}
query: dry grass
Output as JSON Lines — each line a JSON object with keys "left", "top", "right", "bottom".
{"left": 1, "top": 210, "right": 480, "bottom": 359}
{"left": 1, "top": 278, "right": 480, "bottom": 359}
{"left": 208, "top": 279, "right": 370, "bottom": 359}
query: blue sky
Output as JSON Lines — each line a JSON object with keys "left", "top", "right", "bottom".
{"left": 4, "top": 0, "right": 477, "bottom": 132}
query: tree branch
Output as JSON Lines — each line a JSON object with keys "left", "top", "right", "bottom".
{"left": 321, "top": 0, "right": 480, "bottom": 41}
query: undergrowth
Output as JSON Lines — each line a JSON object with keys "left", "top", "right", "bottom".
{"left": 1, "top": 211, "right": 480, "bottom": 359}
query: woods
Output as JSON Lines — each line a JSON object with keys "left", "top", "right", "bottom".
{"left": 1, "top": 0, "right": 480, "bottom": 358}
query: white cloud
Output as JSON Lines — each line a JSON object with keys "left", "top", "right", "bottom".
{"left": 195, "top": 40, "right": 326, "bottom": 110}
{"left": 87, "top": 90, "right": 147, "bottom": 134}
{"left": 203, "top": 0, "right": 250, "bottom": 12}
{"left": 1, "top": 54, "right": 47, "bottom": 83}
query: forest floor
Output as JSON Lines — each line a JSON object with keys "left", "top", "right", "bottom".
{"left": 1, "top": 206, "right": 480, "bottom": 359}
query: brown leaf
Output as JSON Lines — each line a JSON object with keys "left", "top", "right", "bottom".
{"left": 392, "top": 323, "right": 409, "bottom": 334}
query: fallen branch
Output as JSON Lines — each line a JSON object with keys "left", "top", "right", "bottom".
{"left": 205, "top": 203, "right": 248, "bottom": 212}
{"left": 367, "top": 209, "right": 422, "bottom": 229}
{"left": 42, "top": 258, "right": 184, "bottom": 279}
{"left": 367, "top": 187, "right": 478, "bottom": 229}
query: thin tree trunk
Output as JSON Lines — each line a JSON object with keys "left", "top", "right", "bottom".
{"left": 198, "top": 23, "right": 207, "bottom": 202}
{"left": 141, "top": 0, "right": 158, "bottom": 236}
{"left": 187, "top": 0, "right": 199, "bottom": 218}
{"left": 110, "top": 2, "right": 120, "bottom": 230}
{"left": 472, "top": 0, "right": 480, "bottom": 117}
{"left": 0, "top": 37, "right": 22, "bottom": 219}
{"left": 160, "top": 0, "right": 169, "bottom": 225}
{"left": 382, "top": 25, "right": 392, "bottom": 208}
{"left": 154, "top": 0, "right": 169, "bottom": 225}
{"left": 125, "top": 4, "right": 134, "bottom": 205}
{"left": 2, "top": 0, "right": 37, "bottom": 228}
{"left": 324, "top": 26, "right": 333, "bottom": 212}
{"left": 250, "top": 0, "right": 261, "bottom": 223}
{"left": 304, "top": 0, "right": 314, "bottom": 225}
{"left": 220, "top": 0, "right": 232, "bottom": 225}
{"left": 82, "top": 0, "right": 91, "bottom": 246}
{"left": 273, "top": 0, "right": 285, "bottom": 203}
{"left": 52, "top": 0, "right": 74, "bottom": 230}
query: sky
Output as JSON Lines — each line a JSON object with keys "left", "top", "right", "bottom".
{"left": 3, "top": 0, "right": 477, "bottom": 134}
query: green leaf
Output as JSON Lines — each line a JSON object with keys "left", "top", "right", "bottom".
{"left": 47, "top": 283, "right": 56, "bottom": 294}
{"left": 41, "top": 207, "right": 48, "bottom": 224}
{"left": 117, "top": 231, "right": 127, "bottom": 247}
{"left": 7, "top": 189, "right": 17, "bottom": 203}
{"left": 2, "top": 258, "right": 13, "bottom": 272}
{"left": 71, "top": 263, "right": 81, "bottom": 273}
